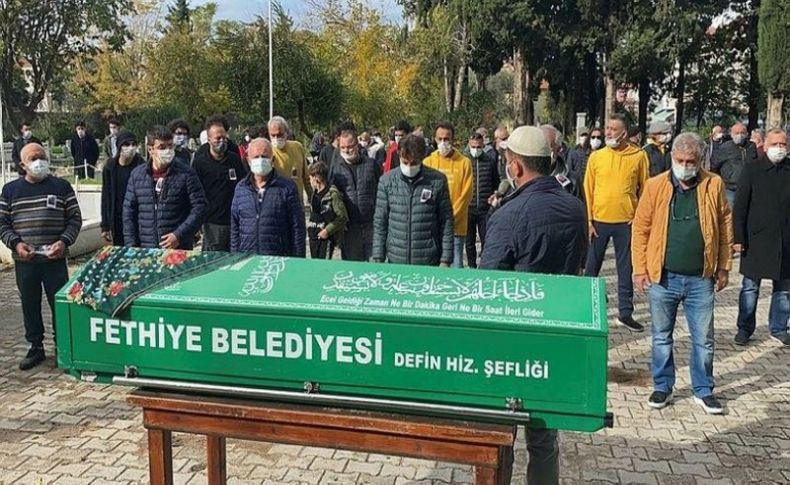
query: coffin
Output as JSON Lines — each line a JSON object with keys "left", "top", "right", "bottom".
{"left": 55, "top": 252, "right": 611, "bottom": 432}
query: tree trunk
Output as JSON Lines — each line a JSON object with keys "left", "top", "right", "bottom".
{"left": 637, "top": 79, "right": 650, "bottom": 138}
{"left": 747, "top": 47, "right": 760, "bottom": 132}
{"left": 443, "top": 57, "right": 453, "bottom": 113}
{"left": 604, "top": 75, "right": 615, "bottom": 125}
{"left": 453, "top": 62, "right": 466, "bottom": 112}
{"left": 675, "top": 57, "right": 686, "bottom": 136}
{"left": 584, "top": 52, "right": 599, "bottom": 126}
{"left": 766, "top": 93, "right": 784, "bottom": 130}
{"left": 512, "top": 45, "right": 527, "bottom": 124}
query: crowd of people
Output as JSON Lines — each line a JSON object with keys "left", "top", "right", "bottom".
{"left": 1, "top": 111, "right": 788, "bottom": 483}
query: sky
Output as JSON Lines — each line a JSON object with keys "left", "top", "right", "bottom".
{"left": 191, "top": 0, "right": 404, "bottom": 27}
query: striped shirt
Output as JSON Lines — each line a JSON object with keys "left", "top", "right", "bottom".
{"left": 0, "top": 176, "right": 82, "bottom": 261}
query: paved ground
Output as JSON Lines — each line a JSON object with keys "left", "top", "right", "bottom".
{"left": 0, "top": 253, "right": 788, "bottom": 484}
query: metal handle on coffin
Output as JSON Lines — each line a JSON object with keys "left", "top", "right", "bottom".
{"left": 112, "top": 376, "right": 532, "bottom": 423}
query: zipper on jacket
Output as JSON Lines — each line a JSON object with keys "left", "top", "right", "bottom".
{"left": 256, "top": 185, "right": 267, "bottom": 254}
{"left": 475, "top": 158, "right": 480, "bottom": 210}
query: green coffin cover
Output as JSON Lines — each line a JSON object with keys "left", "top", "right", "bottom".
{"left": 56, "top": 255, "right": 610, "bottom": 432}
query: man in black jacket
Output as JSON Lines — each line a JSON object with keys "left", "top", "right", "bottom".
{"left": 70, "top": 121, "right": 100, "bottom": 179}
{"left": 733, "top": 128, "right": 790, "bottom": 346}
{"left": 643, "top": 120, "right": 673, "bottom": 177}
{"left": 11, "top": 121, "right": 41, "bottom": 176}
{"left": 192, "top": 115, "right": 248, "bottom": 251}
{"left": 101, "top": 130, "right": 144, "bottom": 246}
{"left": 711, "top": 122, "right": 758, "bottom": 207}
{"left": 463, "top": 133, "right": 499, "bottom": 268}
{"left": 169, "top": 118, "right": 193, "bottom": 165}
{"left": 481, "top": 126, "right": 586, "bottom": 484}
{"left": 328, "top": 129, "right": 380, "bottom": 261}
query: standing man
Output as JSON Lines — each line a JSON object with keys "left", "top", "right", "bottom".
{"left": 463, "top": 133, "right": 499, "bottom": 268}
{"left": 11, "top": 122, "right": 41, "bottom": 176}
{"left": 101, "top": 130, "right": 144, "bottom": 246}
{"left": 705, "top": 125, "right": 725, "bottom": 169}
{"left": 632, "top": 132, "right": 732, "bottom": 415}
{"left": 70, "top": 121, "right": 100, "bottom": 179}
{"left": 230, "top": 138, "right": 306, "bottom": 257}
{"left": 481, "top": 126, "right": 586, "bottom": 484}
{"left": 567, "top": 127, "right": 603, "bottom": 188}
{"left": 0, "top": 143, "right": 82, "bottom": 370}
{"left": 103, "top": 118, "right": 121, "bottom": 160}
{"left": 382, "top": 120, "right": 412, "bottom": 173}
{"left": 733, "top": 128, "right": 790, "bottom": 346}
{"left": 541, "top": 124, "right": 579, "bottom": 198}
{"left": 192, "top": 115, "right": 248, "bottom": 251}
{"left": 711, "top": 122, "right": 759, "bottom": 207}
{"left": 123, "top": 126, "right": 207, "bottom": 250}
{"left": 268, "top": 116, "right": 312, "bottom": 203}
{"left": 169, "top": 118, "right": 193, "bottom": 165}
{"left": 328, "top": 129, "right": 380, "bottom": 261}
{"left": 424, "top": 122, "right": 473, "bottom": 268}
{"left": 644, "top": 120, "right": 673, "bottom": 177}
{"left": 372, "top": 134, "right": 454, "bottom": 267}
{"left": 584, "top": 113, "right": 649, "bottom": 332}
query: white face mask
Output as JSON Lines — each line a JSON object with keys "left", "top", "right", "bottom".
{"left": 27, "top": 159, "right": 50, "bottom": 179}
{"left": 505, "top": 160, "right": 517, "bottom": 189}
{"left": 671, "top": 161, "right": 698, "bottom": 181}
{"left": 77, "top": 129, "right": 86, "bottom": 138}
{"left": 394, "top": 135, "right": 403, "bottom": 145}
{"left": 438, "top": 141, "right": 452, "bottom": 156}
{"left": 579, "top": 135, "right": 589, "bottom": 145}
{"left": 271, "top": 137, "right": 286, "bottom": 149}
{"left": 712, "top": 133, "right": 723, "bottom": 141}
{"left": 22, "top": 130, "right": 32, "bottom": 140}
{"left": 767, "top": 146, "right": 788, "bottom": 164}
{"left": 469, "top": 147, "right": 482, "bottom": 158}
{"left": 605, "top": 131, "right": 624, "bottom": 149}
{"left": 250, "top": 157, "right": 273, "bottom": 176}
{"left": 121, "top": 146, "right": 137, "bottom": 158}
{"left": 156, "top": 149, "right": 175, "bottom": 167}
{"left": 400, "top": 163, "right": 420, "bottom": 178}
{"left": 590, "top": 138, "right": 603, "bottom": 150}
{"left": 659, "top": 134, "right": 671, "bottom": 144}
{"left": 359, "top": 140, "right": 369, "bottom": 148}
{"left": 732, "top": 133, "right": 747, "bottom": 145}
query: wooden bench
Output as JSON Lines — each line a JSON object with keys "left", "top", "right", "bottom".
{"left": 127, "top": 389, "right": 516, "bottom": 485}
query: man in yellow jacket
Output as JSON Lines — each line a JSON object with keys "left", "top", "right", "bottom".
{"left": 583, "top": 113, "right": 649, "bottom": 331}
{"left": 268, "top": 116, "right": 312, "bottom": 204}
{"left": 424, "top": 122, "right": 473, "bottom": 268}
{"left": 631, "top": 132, "right": 732, "bottom": 415}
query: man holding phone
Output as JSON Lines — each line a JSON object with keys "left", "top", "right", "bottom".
{"left": 0, "top": 143, "right": 82, "bottom": 370}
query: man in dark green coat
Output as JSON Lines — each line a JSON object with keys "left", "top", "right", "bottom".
{"left": 372, "top": 134, "right": 454, "bottom": 266}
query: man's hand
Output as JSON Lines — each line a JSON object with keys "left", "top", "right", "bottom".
{"left": 634, "top": 274, "right": 651, "bottom": 292}
{"left": 48, "top": 241, "right": 66, "bottom": 259}
{"left": 732, "top": 243, "right": 744, "bottom": 255}
{"left": 15, "top": 242, "right": 34, "bottom": 261}
{"left": 101, "top": 231, "right": 112, "bottom": 244}
{"left": 588, "top": 224, "right": 598, "bottom": 243}
{"left": 716, "top": 269, "right": 729, "bottom": 292}
{"left": 159, "top": 233, "right": 179, "bottom": 249}
{"left": 439, "top": 262, "right": 450, "bottom": 268}
{"left": 318, "top": 229, "right": 329, "bottom": 240}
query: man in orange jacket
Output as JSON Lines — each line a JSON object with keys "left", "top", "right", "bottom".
{"left": 632, "top": 132, "right": 732, "bottom": 415}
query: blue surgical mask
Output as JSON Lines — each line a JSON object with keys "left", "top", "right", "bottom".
{"left": 250, "top": 157, "right": 273, "bottom": 176}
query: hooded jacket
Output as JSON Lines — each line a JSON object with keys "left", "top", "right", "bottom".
{"left": 583, "top": 143, "right": 650, "bottom": 224}
{"left": 423, "top": 149, "right": 474, "bottom": 236}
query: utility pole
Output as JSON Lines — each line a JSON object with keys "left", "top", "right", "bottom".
{"left": 268, "top": 0, "right": 274, "bottom": 120}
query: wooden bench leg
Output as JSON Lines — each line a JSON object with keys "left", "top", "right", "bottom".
{"left": 148, "top": 429, "right": 173, "bottom": 485}
{"left": 207, "top": 435, "right": 227, "bottom": 485}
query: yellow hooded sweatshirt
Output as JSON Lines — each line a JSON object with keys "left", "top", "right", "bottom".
{"left": 583, "top": 144, "right": 650, "bottom": 224}
{"left": 424, "top": 149, "right": 473, "bottom": 235}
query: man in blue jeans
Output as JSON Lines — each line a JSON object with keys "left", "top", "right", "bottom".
{"left": 732, "top": 128, "right": 790, "bottom": 346}
{"left": 632, "top": 132, "right": 732, "bottom": 415}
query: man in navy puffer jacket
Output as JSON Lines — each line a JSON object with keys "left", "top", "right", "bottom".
{"left": 231, "top": 138, "right": 306, "bottom": 257}
{"left": 123, "top": 126, "right": 207, "bottom": 250}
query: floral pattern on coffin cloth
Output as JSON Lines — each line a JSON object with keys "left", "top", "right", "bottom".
{"left": 66, "top": 246, "right": 248, "bottom": 317}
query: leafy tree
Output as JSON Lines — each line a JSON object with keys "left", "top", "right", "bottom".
{"left": 0, "top": 0, "right": 131, "bottom": 127}
{"left": 166, "top": 0, "right": 192, "bottom": 32}
{"left": 758, "top": 0, "right": 789, "bottom": 128}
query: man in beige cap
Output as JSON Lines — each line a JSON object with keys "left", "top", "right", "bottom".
{"left": 480, "top": 125, "right": 586, "bottom": 484}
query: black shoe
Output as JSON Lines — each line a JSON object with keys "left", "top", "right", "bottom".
{"left": 694, "top": 395, "right": 724, "bottom": 415}
{"left": 648, "top": 391, "right": 672, "bottom": 409}
{"left": 19, "top": 346, "right": 45, "bottom": 371}
{"left": 734, "top": 330, "right": 750, "bottom": 346}
{"left": 617, "top": 316, "right": 644, "bottom": 332}
{"left": 770, "top": 333, "right": 790, "bottom": 346}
